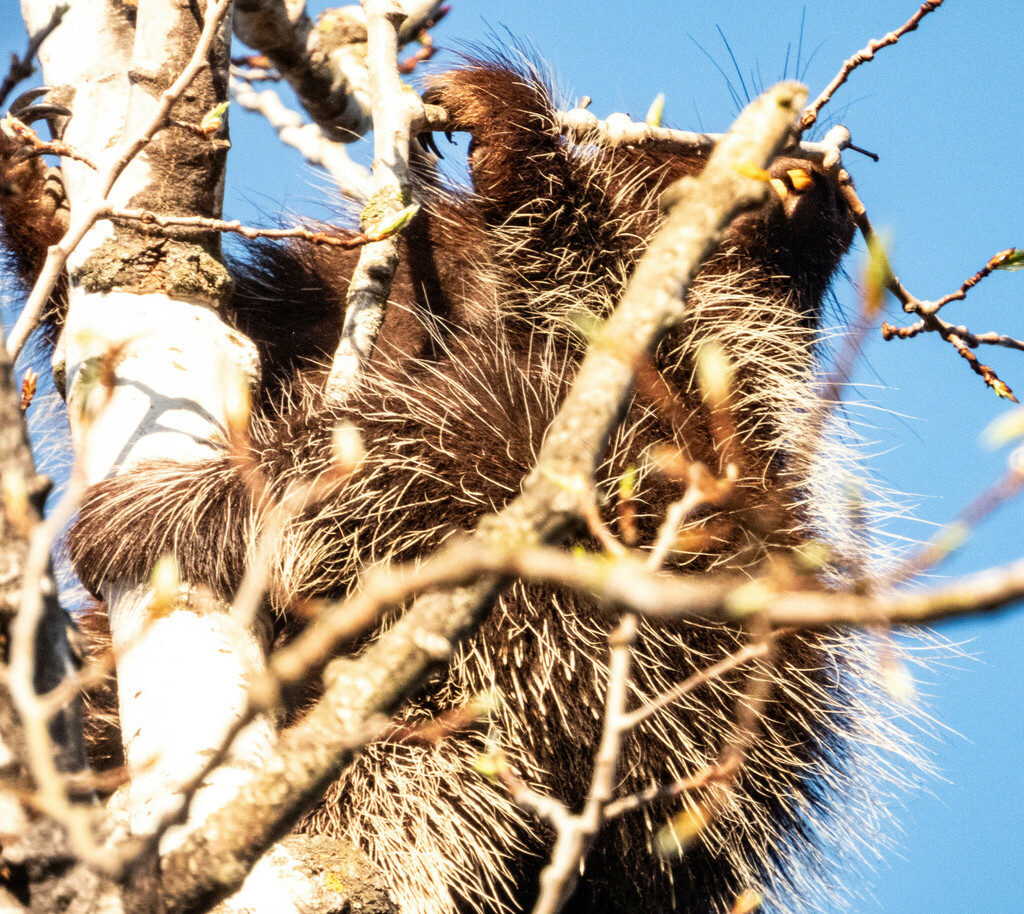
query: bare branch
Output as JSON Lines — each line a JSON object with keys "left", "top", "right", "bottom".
{"left": 229, "top": 74, "right": 373, "bottom": 199}
{"left": 800, "top": 0, "right": 945, "bottom": 131}
{"left": 929, "top": 248, "right": 1022, "bottom": 313}
{"left": 1, "top": 115, "right": 96, "bottom": 168}
{"left": 621, "top": 635, "right": 784, "bottom": 734}
{"left": 530, "top": 614, "right": 638, "bottom": 914}
{"left": 232, "top": 0, "right": 445, "bottom": 140}
{"left": 840, "top": 180, "right": 1020, "bottom": 402}
{"left": 556, "top": 108, "right": 850, "bottom": 166}
{"left": 232, "top": 0, "right": 370, "bottom": 139}
{"left": 325, "top": 0, "right": 424, "bottom": 397}
{"left": 6, "top": 475, "right": 104, "bottom": 869}
{"left": 104, "top": 205, "right": 379, "bottom": 248}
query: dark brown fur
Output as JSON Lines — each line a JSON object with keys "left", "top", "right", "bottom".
{"left": 0, "top": 126, "right": 68, "bottom": 336}
{"left": 6, "top": 59, "right": 875, "bottom": 914}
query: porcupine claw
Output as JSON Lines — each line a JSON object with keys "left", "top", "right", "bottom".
{"left": 417, "top": 130, "right": 447, "bottom": 159}
{"left": 8, "top": 86, "right": 73, "bottom": 138}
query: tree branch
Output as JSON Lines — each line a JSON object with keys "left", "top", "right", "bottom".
{"left": 325, "top": 0, "right": 424, "bottom": 397}
{"left": 229, "top": 74, "right": 373, "bottom": 199}
{"left": 800, "top": 0, "right": 945, "bottom": 131}
{"left": 232, "top": 0, "right": 445, "bottom": 140}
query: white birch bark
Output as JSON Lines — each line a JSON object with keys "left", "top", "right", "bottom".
{"left": 17, "top": 0, "right": 308, "bottom": 907}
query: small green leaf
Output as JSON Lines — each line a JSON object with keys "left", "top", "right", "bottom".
{"left": 725, "top": 579, "right": 774, "bottom": 618}
{"left": 927, "top": 521, "right": 970, "bottom": 561}
{"left": 645, "top": 93, "right": 665, "bottom": 127}
{"left": 992, "top": 248, "right": 1024, "bottom": 271}
{"left": 731, "top": 890, "right": 765, "bottom": 914}
{"left": 331, "top": 421, "right": 366, "bottom": 469}
{"left": 790, "top": 540, "right": 833, "bottom": 574}
{"left": 150, "top": 554, "right": 181, "bottom": 613}
{"left": 991, "top": 377, "right": 1017, "bottom": 402}
{"left": 654, "top": 804, "right": 710, "bottom": 858}
{"left": 567, "top": 305, "right": 603, "bottom": 341}
{"left": 696, "top": 342, "right": 734, "bottom": 407}
{"left": 364, "top": 203, "right": 420, "bottom": 241}
{"left": 983, "top": 407, "right": 1024, "bottom": 448}
{"left": 618, "top": 465, "right": 637, "bottom": 501}
{"left": 864, "top": 231, "right": 894, "bottom": 315}
{"left": 882, "top": 659, "right": 917, "bottom": 705}
{"left": 472, "top": 753, "right": 500, "bottom": 780}
{"left": 200, "top": 101, "right": 230, "bottom": 134}
{"left": 73, "top": 356, "right": 103, "bottom": 420}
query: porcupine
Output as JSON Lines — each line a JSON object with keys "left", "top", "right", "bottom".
{"left": 2, "top": 57, "right": 907, "bottom": 914}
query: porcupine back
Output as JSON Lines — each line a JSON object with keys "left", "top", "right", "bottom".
{"left": 54, "top": 57, "right": 909, "bottom": 914}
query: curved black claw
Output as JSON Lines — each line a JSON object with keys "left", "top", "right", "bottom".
{"left": 12, "top": 103, "right": 73, "bottom": 124}
{"left": 8, "top": 86, "right": 72, "bottom": 138}
{"left": 8, "top": 86, "right": 52, "bottom": 114}
{"left": 417, "top": 130, "right": 445, "bottom": 159}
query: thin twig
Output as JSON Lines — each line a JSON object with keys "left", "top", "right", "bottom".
{"left": 840, "top": 179, "right": 1019, "bottom": 402}
{"left": 604, "top": 759, "right": 733, "bottom": 821}
{"left": 1, "top": 117, "right": 97, "bottom": 168}
{"left": 929, "top": 248, "right": 1021, "bottom": 313}
{"left": 883, "top": 319, "right": 1024, "bottom": 354}
{"left": 621, "top": 633, "right": 785, "bottom": 733}
{"left": 646, "top": 463, "right": 737, "bottom": 571}
{"left": 800, "top": 1, "right": 945, "bottom": 131}
{"left": 494, "top": 758, "right": 575, "bottom": 833}
{"left": 104, "top": 205, "right": 377, "bottom": 248}
{"left": 881, "top": 453, "right": 1024, "bottom": 586}
{"left": 265, "top": 524, "right": 1024, "bottom": 703}
{"left": 229, "top": 74, "right": 373, "bottom": 200}
{"left": 5, "top": 475, "right": 116, "bottom": 874}
{"left": 529, "top": 614, "right": 638, "bottom": 914}
{"left": 650, "top": 619, "right": 780, "bottom": 860}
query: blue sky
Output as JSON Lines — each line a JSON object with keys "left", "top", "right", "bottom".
{"left": 3, "top": 1, "right": 1023, "bottom": 911}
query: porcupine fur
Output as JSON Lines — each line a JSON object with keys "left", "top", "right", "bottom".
{"left": 4, "top": 56, "right": 911, "bottom": 914}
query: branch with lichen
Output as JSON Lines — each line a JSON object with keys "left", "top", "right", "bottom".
{"left": 324, "top": 0, "right": 425, "bottom": 398}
